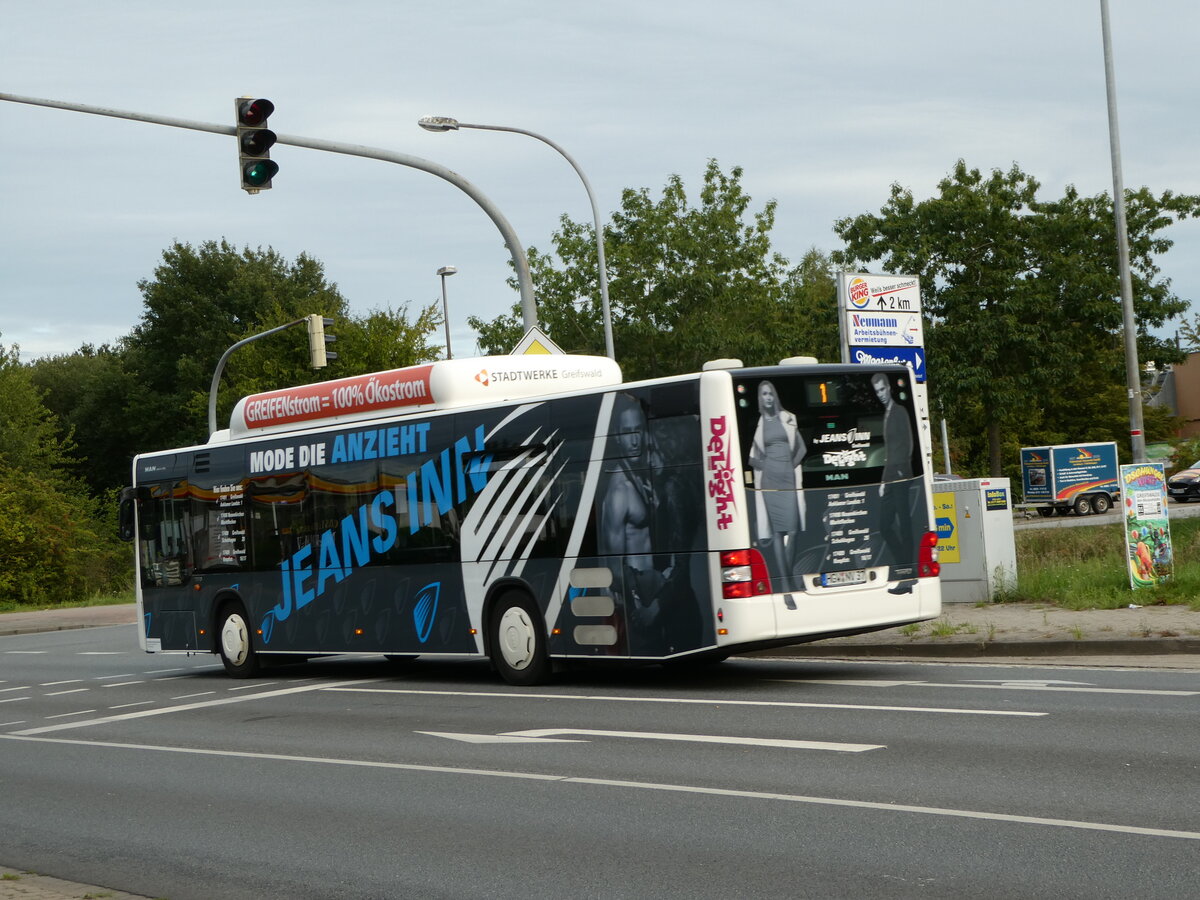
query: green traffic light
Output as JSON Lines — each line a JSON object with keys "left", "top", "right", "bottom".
{"left": 243, "top": 160, "right": 280, "bottom": 187}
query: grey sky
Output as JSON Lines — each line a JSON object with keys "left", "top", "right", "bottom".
{"left": 3, "top": 0, "right": 1197, "bottom": 362}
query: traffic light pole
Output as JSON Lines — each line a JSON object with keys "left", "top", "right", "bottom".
{"left": 207, "top": 317, "right": 307, "bottom": 438}
{"left": 0, "top": 92, "right": 538, "bottom": 333}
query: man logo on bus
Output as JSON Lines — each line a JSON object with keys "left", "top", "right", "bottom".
{"left": 848, "top": 277, "right": 871, "bottom": 309}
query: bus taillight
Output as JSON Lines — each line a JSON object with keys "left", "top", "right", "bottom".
{"left": 918, "top": 531, "right": 940, "bottom": 578}
{"left": 720, "top": 549, "right": 772, "bottom": 598}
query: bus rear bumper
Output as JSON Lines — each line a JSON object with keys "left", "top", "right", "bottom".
{"left": 715, "top": 575, "right": 941, "bottom": 649}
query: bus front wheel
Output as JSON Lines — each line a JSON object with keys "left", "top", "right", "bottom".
{"left": 217, "top": 604, "right": 260, "bottom": 678}
{"left": 489, "top": 593, "right": 550, "bottom": 686}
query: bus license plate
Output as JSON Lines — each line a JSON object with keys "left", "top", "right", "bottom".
{"left": 821, "top": 569, "right": 867, "bottom": 587}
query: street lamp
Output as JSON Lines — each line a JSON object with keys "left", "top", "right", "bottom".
{"left": 437, "top": 265, "right": 457, "bottom": 359}
{"left": 418, "top": 115, "right": 615, "bottom": 360}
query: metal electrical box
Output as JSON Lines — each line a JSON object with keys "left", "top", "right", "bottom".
{"left": 933, "top": 477, "right": 1018, "bottom": 603}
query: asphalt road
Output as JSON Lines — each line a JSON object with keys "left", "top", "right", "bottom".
{"left": 2, "top": 624, "right": 1198, "bottom": 899}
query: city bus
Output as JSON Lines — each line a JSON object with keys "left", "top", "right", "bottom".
{"left": 118, "top": 354, "right": 941, "bottom": 685}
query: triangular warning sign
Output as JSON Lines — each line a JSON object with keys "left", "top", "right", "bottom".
{"left": 511, "top": 326, "right": 564, "bottom": 355}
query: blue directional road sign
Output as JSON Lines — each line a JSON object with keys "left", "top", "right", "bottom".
{"left": 847, "top": 345, "right": 926, "bottom": 382}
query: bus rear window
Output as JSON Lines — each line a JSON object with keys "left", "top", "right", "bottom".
{"left": 734, "top": 370, "right": 922, "bottom": 488}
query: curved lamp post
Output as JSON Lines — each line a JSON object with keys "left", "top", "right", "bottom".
{"left": 418, "top": 115, "right": 615, "bottom": 360}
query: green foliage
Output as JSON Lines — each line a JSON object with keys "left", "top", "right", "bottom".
{"left": 0, "top": 338, "right": 129, "bottom": 605}
{"left": 0, "top": 469, "right": 128, "bottom": 606}
{"left": 31, "top": 240, "right": 440, "bottom": 497}
{"left": 471, "top": 161, "right": 837, "bottom": 379}
{"left": 122, "top": 240, "right": 357, "bottom": 452}
{"left": 28, "top": 344, "right": 139, "bottom": 496}
{"left": 6, "top": 240, "right": 441, "bottom": 608}
{"left": 1011, "top": 517, "right": 1200, "bottom": 609}
{"left": 1166, "top": 435, "right": 1200, "bottom": 475}
{"left": 834, "top": 160, "right": 1198, "bottom": 475}
{"left": 0, "top": 342, "right": 77, "bottom": 479}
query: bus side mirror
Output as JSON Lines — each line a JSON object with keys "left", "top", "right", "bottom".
{"left": 118, "top": 486, "right": 137, "bottom": 542}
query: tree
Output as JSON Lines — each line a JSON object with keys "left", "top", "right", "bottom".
{"left": 28, "top": 344, "right": 139, "bottom": 496}
{"left": 121, "top": 240, "right": 357, "bottom": 452}
{"left": 471, "top": 161, "right": 834, "bottom": 379}
{"left": 0, "top": 340, "right": 75, "bottom": 479}
{"left": 0, "top": 338, "right": 128, "bottom": 605}
{"left": 833, "top": 160, "right": 1197, "bottom": 475}
{"left": 33, "top": 240, "right": 441, "bottom": 496}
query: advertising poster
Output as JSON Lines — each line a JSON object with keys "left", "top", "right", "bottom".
{"left": 1119, "top": 463, "right": 1173, "bottom": 589}
{"left": 933, "top": 490, "right": 961, "bottom": 564}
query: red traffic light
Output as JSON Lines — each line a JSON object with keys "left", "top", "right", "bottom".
{"left": 237, "top": 98, "right": 274, "bottom": 127}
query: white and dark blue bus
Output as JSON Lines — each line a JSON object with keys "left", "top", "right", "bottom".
{"left": 119, "top": 354, "right": 940, "bottom": 684}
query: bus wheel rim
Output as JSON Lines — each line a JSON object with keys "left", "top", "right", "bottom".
{"left": 497, "top": 607, "right": 534, "bottom": 671}
{"left": 221, "top": 613, "right": 249, "bottom": 667}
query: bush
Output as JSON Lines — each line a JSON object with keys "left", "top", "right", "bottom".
{"left": 0, "top": 468, "right": 129, "bottom": 607}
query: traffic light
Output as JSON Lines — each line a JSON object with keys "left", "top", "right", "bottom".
{"left": 306, "top": 315, "right": 337, "bottom": 368}
{"left": 235, "top": 98, "right": 278, "bottom": 193}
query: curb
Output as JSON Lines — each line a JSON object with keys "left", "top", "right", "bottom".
{"left": 747, "top": 639, "right": 1200, "bottom": 659}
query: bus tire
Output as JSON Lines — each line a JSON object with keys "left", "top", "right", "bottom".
{"left": 488, "top": 592, "right": 550, "bottom": 686}
{"left": 217, "top": 603, "right": 260, "bottom": 678}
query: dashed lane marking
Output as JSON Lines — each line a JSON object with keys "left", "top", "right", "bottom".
{"left": 9, "top": 678, "right": 384, "bottom": 735}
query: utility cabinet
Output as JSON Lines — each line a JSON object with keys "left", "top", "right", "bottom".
{"left": 932, "top": 477, "right": 1018, "bottom": 603}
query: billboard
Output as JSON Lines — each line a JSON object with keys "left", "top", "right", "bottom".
{"left": 838, "top": 273, "right": 926, "bottom": 384}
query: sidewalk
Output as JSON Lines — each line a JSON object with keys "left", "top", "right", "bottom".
{"left": 0, "top": 604, "right": 137, "bottom": 636}
{"left": 4, "top": 600, "right": 1199, "bottom": 661}
{"left": 764, "top": 601, "right": 1200, "bottom": 669}
{"left": 0, "top": 868, "right": 152, "bottom": 900}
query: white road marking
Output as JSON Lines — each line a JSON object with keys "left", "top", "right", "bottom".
{"left": 4, "top": 651, "right": 46, "bottom": 655}
{"left": 10, "top": 678, "right": 384, "bottom": 735}
{"left": 96, "top": 673, "right": 137, "bottom": 680}
{"left": 102, "top": 681, "right": 145, "bottom": 688}
{"left": 40, "top": 680, "right": 83, "bottom": 687}
{"left": 326, "top": 687, "right": 1046, "bottom": 718}
{"left": 418, "top": 731, "right": 585, "bottom": 744}
{"left": 108, "top": 701, "right": 154, "bottom": 710}
{"left": 0, "top": 697, "right": 30, "bottom": 705}
{"left": 3, "top": 733, "right": 1197, "bottom": 842}
{"left": 78, "top": 652, "right": 125, "bottom": 655}
{"left": 0, "top": 721, "right": 25, "bottom": 727}
{"left": 45, "top": 688, "right": 89, "bottom": 697}
{"left": 0, "top": 686, "right": 30, "bottom": 694}
{"left": 170, "top": 691, "right": 216, "bottom": 700}
{"left": 422, "top": 728, "right": 883, "bottom": 752}
{"left": 787, "top": 678, "right": 1198, "bottom": 697}
{"left": 228, "top": 682, "right": 278, "bottom": 690}
{"left": 44, "top": 709, "right": 96, "bottom": 719}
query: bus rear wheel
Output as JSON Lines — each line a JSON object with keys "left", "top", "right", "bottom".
{"left": 489, "top": 592, "right": 550, "bottom": 686}
{"left": 217, "top": 604, "right": 260, "bottom": 678}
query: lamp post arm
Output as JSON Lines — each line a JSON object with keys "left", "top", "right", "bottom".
{"left": 273, "top": 131, "right": 536, "bottom": 333}
{"left": 455, "top": 122, "right": 615, "bottom": 360}
{"left": 0, "top": 93, "right": 539, "bottom": 335}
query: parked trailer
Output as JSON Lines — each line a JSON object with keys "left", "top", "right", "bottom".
{"left": 1019, "top": 442, "right": 1119, "bottom": 517}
